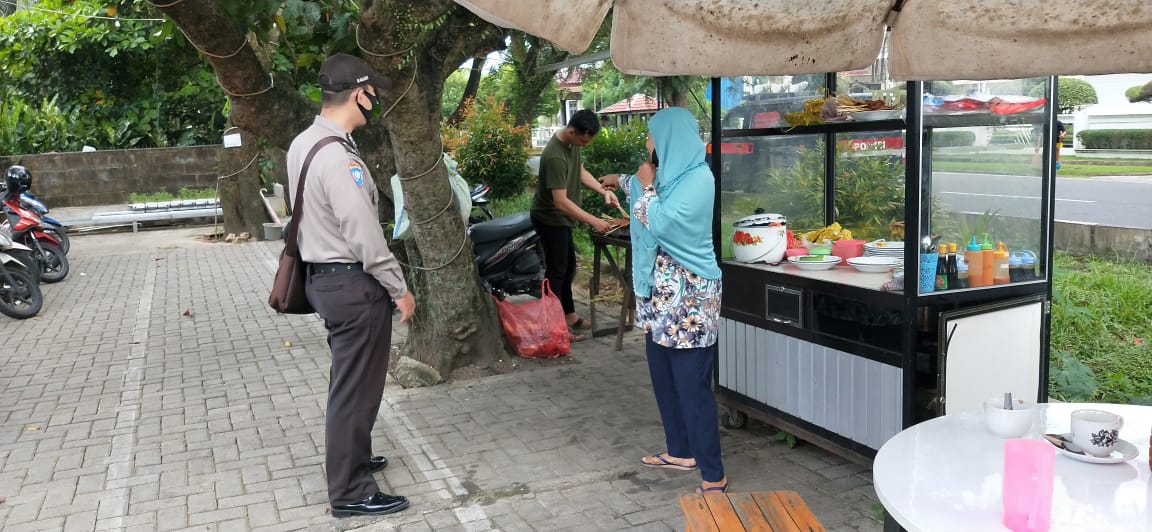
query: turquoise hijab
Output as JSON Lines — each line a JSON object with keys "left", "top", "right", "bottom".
{"left": 628, "top": 107, "right": 720, "bottom": 298}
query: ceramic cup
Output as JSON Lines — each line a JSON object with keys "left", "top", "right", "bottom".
{"left": 983, "top": 397, "right": 1034, "bottom": 438}
{"left": 1070, "top": 409, "right": 1124, "bottom": 457}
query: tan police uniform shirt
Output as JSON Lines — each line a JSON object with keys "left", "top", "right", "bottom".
{"left": 286, "top": 116, "right": 407, "bottom": 299}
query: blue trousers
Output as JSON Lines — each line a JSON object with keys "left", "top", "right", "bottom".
{"left": 645, "top": 333, "right": 725, "bottom": 482}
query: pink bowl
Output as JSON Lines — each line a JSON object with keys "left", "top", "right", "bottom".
{"left": 832, "top": 239, "right": 865, "bottom": 260}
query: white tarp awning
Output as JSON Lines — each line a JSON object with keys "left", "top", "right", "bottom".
{"left": 454, "top": 0, "right": 1152, "bottom": 80}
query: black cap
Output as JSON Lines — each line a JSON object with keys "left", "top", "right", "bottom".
{"left": 318, "top": 53, "right": 392, "bottom": 92}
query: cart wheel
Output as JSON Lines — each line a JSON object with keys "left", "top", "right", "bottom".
{"left": 721, "top": 408, "right": 748, "bottom": 429}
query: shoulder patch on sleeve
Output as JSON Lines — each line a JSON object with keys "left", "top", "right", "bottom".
{"left": 349, "top": 163, "right": 365, "bottom": 188}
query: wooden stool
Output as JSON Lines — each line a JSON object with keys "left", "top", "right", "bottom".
{"left": 680, "top": 491, "right": 825, "bottom": 532}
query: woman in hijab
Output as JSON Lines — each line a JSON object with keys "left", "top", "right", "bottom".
{"left": 601, "top": 107, "right": 726, "bottom": 493}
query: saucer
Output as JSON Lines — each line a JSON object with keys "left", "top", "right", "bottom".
{"left": 1049, "top": 433, "right": 1139, "bottom": 464}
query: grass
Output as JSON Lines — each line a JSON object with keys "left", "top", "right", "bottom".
{"left": 1049, "top": 252, "right": 1152, "bottom": 403}
{"left": 130, "top": 187, "right": 217, "bottom": 204}
{"left": 933, "top": 153, "right": 1152, "bottom": 178}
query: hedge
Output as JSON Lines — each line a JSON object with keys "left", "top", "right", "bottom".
{"left": 932, "top": 131, "right": 976, "bottom": 147}
{"left": 1077, "top": 129, "right": 1152, "bottom": 150}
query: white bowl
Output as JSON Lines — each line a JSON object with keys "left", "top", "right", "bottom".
{"left": 846, "top": 256, "right": 901, "bottom": 273}
{"left": 984, "top": 397, "right": 1035, "bottom": 438}
{"left": 787, "top": 255, "right": 842, "bottom": 271}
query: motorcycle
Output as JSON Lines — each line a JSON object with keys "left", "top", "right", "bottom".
{"left": 467, "top": 183, "right": 494, "bottom": 225}
{"left": 2, "top": 197, "right": 69, "bottom": 283}
{"left": 18, "top": 191, "right": 70, "bottom": 254}
{"left": 468, "top": 211, "right": 545, "bottom": 298}
{"left": 0, "top": 229, "right": 43, "bottom": 319}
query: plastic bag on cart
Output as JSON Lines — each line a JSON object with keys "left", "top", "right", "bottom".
{"left": 494, "top": 280, "right": 570, "bottom": 359}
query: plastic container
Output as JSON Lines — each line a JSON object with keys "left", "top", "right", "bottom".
{"left": 1009, "top": 252, "right": 1024, "bottom": 282}
{"left": 1018, "top": 250, "right": 1038, "bottom": 281}
{"left": 994, "top": 242, "right": 1011, "bottom": 285}
{"left": 956, "top": 255, "right": 969, "bottom": 288}
{"left": 981, "top": 234, "right": 995, "bottom": 287}
{"left": 831, "top": 239, "right": 865, "bottom": 261}
{"left": 1002, "top": 438, "right": 1055, "bottom": 532}
{"left": 966, "top": 236, "right": 985, "bottom": 287}
{"left": 919, "top": 253, "right": 939, "bottom": 294}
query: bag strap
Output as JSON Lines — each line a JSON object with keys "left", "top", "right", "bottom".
{"left": 286, "top": 136, "right": 347, "bottom": 256}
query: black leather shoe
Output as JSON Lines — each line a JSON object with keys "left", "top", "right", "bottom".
{"left": 368, "top": 455, "right": 388, "bottom": 473}
{"left": 331, "top": 492, "right": 409, "bottom": 517}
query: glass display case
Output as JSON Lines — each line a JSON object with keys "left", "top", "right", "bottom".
{"left": 709, "top": 62, "right": 1057, "bottom": 461}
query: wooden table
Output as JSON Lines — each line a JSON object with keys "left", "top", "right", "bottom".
{"left": 588, "top": 230, "right": 633, "bottom": 351}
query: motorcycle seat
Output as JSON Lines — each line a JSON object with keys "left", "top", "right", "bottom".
{"left": 470, "top": 212, "right": 533, "bottom": 243}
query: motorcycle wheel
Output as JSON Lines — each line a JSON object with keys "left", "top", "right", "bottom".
{"left": 42, "top": 227, "right": 70, "bottom": 254}
{"left": 37, "top": 242, "right": 69, "bottom": 283}
{"left": 6, "top": 250, "right": 41, "bottom": 284}
{"left": 0, "top": 266, "right": 43, "bottom": 319}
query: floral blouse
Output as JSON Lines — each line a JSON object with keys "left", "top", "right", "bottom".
{"left": 620, "top": 174, "right": 723, "bottom": 349}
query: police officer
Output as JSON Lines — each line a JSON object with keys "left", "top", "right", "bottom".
{"left": 286, "top": 53, "right": 416, "bottom": 517}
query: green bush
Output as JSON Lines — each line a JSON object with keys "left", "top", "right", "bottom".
{"left": 932, "top": 131, "right": 976, "bottom": 148}
{"left": 580, "top": 121, "right": 650, "bottom": 219}
{"left": 0, "top": 91, "right": 85, "bottom": 155}
{"left": 1077, "top": 129, "right": 1152, "bottom": 150}
{"left": 456, "top": 97, "right": 532, "bottom": 200}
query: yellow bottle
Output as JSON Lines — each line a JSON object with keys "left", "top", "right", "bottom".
{"left": 994, "top": 242, "right": 1011, "bottom": 285}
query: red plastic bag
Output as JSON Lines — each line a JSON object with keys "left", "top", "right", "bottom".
{"left": 494, "top": 280, "right": 570, "bottom": 359}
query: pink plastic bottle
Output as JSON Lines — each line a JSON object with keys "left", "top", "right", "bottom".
{"left": 1002, "top": 439, "right": 1054, "bottom": 532}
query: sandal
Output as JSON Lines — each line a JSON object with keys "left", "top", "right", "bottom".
{"left": 567, "top": 316, "right": 592, "bottom": 330}
{"left": 696, "top": 480, "right": 729, "bottom": 494}
{"left": 569, "top": 332, "right": 587, "bottom": 343}
{"left": 641, "top": 453, "right": 697, "bottom": 471}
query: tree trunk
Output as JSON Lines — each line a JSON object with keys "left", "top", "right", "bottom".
{"left": 217, "top": 129, "right": 268, "bottom": 238}
{"left": 160, "top": 0, "right": 507, "bottom": 375}
{"left": 361, "top": 2, "right": 505, "bottom": 376}
{"left": 379, "top": 63, "right": 504, "bottom": 375}
{"left": 448, "top": 54, "right": 485, "bottom": 126}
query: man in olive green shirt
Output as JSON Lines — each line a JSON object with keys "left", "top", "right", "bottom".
{"left": 530, "top": 110, "right": 618, "bottom": 340}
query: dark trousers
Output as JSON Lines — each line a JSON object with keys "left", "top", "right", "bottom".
{"left": 645, "top": 333, "right": 725, "bottom": 482}
{"left": 534, "top": 222, "right": 577, "bottom": 315}
{"left": 305, "top": 270, "right": 394, "bottom": 505}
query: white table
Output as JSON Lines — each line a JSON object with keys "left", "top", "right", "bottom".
{"left": 874, "top": 403, "right": 1152, "bottom": 532}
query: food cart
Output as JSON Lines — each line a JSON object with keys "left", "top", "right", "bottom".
{"left": 709, "top": 68, "right": 1058, "bottom": 462}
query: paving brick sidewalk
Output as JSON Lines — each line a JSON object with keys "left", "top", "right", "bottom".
{"left": 0, "top": 228, "right": 883, "bottom": 531}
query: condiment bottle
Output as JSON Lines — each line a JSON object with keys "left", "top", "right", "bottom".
{"left": 993, "top": 242, "right": 1011, "bottom": 285}
{"left": 935, "top": 248, "right": 949, "bottom": 291}
{"left": 946, "top": 242, "right": 958, "bottom": 288}
{"left": 966, "top": 236, "right": 985, "bottom": 287}
{"left": 956, "top": 255, "right": 969, "bottom": 288}
{"left": 980, "top": 233, "right": 995, "bottom": 287}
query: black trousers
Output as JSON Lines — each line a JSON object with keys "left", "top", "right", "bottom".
{"left": 533, "top": 222, "right": 576, "bottom": 315}
{"left": 304, "top": 269, "right": 394, "bottom": 506}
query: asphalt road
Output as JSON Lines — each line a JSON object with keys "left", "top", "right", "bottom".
{"left": 932, "top": 172, "right": 1152, "bottom": 229}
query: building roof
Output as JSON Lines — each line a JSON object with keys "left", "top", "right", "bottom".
{"left": 558, "top": 69, "right": 584, "bottom": 88}
{"left": 598, "top": 93, "right": 666, "bottom": 115}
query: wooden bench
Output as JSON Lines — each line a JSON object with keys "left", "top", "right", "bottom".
{"left": 680, "top": 491, "right": 825, "bottom": 532}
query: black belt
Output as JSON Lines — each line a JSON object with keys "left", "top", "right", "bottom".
{"left": 308, "top": 262, "right": 363, "bottom": 275}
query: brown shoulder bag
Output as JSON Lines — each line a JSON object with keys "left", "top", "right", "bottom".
{"left": 268, "top": 136, "right": 345, "bottom": 314}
